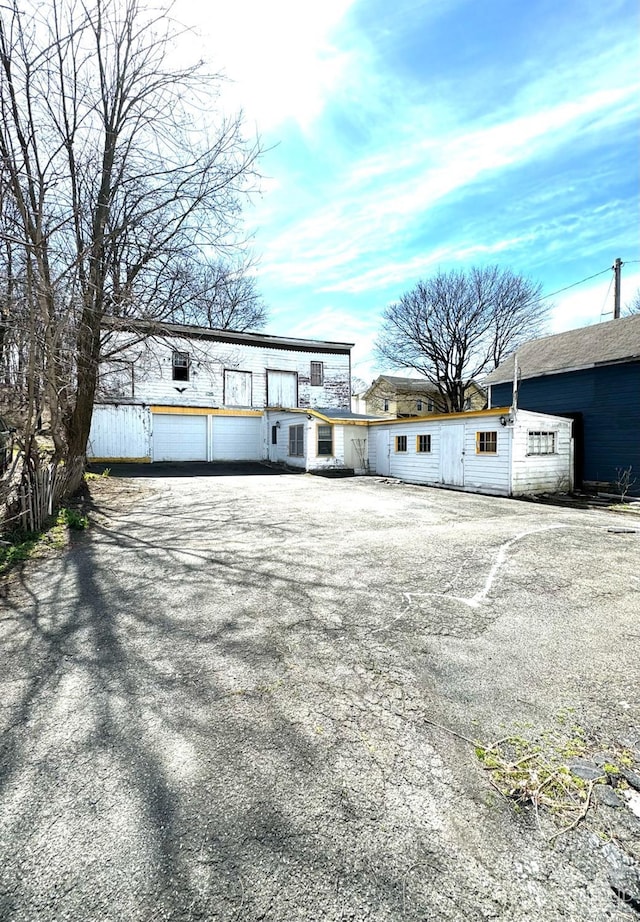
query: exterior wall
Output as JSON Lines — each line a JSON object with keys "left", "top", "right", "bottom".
{"left": 88, "top": 405, "right": 151, "bottom": 460}
{"left": 510, "top": 411, "right": 573, "bottom": 494}
{"left": 490, "top": 362, "right": 640, "bottom": 491}
{"left": 367, "top": 411, "right": 571, "bottom": 496}
{"left": 263, "top": 411, "right": 358, "bottom": 472}
{"left": 99, "top": 331, "right": 351, "bottom": 410}
{"left": 264, "top": 410, "right": 307, "bottom": 469}
{"left": 364, "top": 381, "right": 486, "bottom": 417}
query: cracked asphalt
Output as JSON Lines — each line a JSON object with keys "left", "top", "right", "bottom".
{"left": 1, "top": 466, "right": 639, "bottom": 921}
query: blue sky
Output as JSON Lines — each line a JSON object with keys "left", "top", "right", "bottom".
{"left": 176, "top": 0, "right": 639, "bottom": 381}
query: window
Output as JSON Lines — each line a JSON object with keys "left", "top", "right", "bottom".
{"left": 317, "top": 424, "right": 333, "bottom": 456}
{"left": 271, "top": 425, "right": 278, "bottom": 445}
{"left": 464, "top": 397, "right": 472, "bottom": 411}
{"left": 224, "top": 369, "right": 252, "bottom": 406}
{"left": 383, "top": 399, "right": 390, "bottom": 412}
{"left": 310, "top": 361, "right": 324, "bottom": 386}
{"left": 416, "top": 434, "right": 431, "bottom": 453}
{"left": 476, "top": 431, "right": 497, "bottom": 454}
{"left": 416, "top": 400, "right": 423, "bottom": 412}
{"left": 289, "top": 424, "right": 304, "bottom": 457}
{"left": 528, "top": 431, "right": 556, "bottom": 455}
{"left": 172, "top": 351, "right": 189, "bottom": 381}
{"left": 427, "top": 399, "right": 435, "bottom": 412}
{"left": 395, "top": 435, "right": 407, "bottom": 452}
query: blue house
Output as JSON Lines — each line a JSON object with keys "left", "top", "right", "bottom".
{"left": 483, "top": 315, "right": 640, "bottom": 493}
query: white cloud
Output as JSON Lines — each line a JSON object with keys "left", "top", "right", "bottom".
{"left": 172, "top": 0, "right": 356, "bottom": 131}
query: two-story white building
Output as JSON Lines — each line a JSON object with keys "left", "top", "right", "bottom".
{"left": 88, "top": 318, "right": 354, "bottom": 462}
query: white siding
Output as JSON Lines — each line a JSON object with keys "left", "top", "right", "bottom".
{"left": 462, "top": 424, "right": 511, "bottom": 494}
{"left": 510, "top": 411, "right": 573, "bottom": 494}
{"left": 88, "top": 405, "right": 151, "bottom": 459}
{"left": 98, "top": 332, "right": 350, "bottom": 410}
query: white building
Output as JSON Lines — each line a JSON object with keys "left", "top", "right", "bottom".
{"left": 88, "top": 319, "right": 353, "bottom": 462}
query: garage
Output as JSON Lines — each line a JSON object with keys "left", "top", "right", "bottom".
{"left": 212, "top": 415, "right": 261, "bottom": 460}
{"left": 152, "top": 413, "right": 208, "bottom": 461}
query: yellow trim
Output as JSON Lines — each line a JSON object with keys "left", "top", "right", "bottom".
{"left": 369, "top": 406, "right": 511, "bottom": 426}
{"left": 269, "top": 407, "right": 372, "bottom": 426}
{"left": 150, "top": 406, "right": 262, "bottom": 417}
{"left": 475, "top": 431, "right": 498, "bottom": 454}
{"left": 416, "top": 434, "right": 432, "bottom": 453}
{"left": 90, "top": 456, "right": 151, "bottom": 463}
{"left": 394, "top": 435, "right": 408, "bottom": 452}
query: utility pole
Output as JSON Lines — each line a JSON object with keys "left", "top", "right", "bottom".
{"left": 613, "top": 257, "right": 622, "bottom": 319}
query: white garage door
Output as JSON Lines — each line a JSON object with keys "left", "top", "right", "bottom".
{"left": 152, "top": 414, "right": 207, "bottom": 461}
{"left": 212, "top": 416, "right": 261, "bottom": 460}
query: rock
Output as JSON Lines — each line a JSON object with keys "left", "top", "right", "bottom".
{"left": 593, "top": 784, "right": 624, "bottom": 808}
{"left": 566, "top": 758, "right": 605, "bottom": 781}
{"left": 609, "top": 868, "right": 640, "bottom": 914}
{"left": 621, "top": 769, "right": 640, "bottom": 792}
{"left": 592, "top": 751, "right": 617, "bottom": 768}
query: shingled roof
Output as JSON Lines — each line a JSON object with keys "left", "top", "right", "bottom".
{"left": 483, "top": 315, "right": 640, "bottom": 385}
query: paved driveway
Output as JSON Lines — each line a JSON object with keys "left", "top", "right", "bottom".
{"left": 1, "top": 470, "right": 639, "bottom": 921}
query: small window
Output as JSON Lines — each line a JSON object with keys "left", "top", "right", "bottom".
{"left": 317, "top": 424, "right": 333, "bottom": 456}
{"left": 271, "top": 425, "right": 278, "bottom": 445}
{"left": 383, "top": 399, "right": 390, "bottom": 412}
{"left": 395, "top": 435, "right": 407, "bottom": 452}
{"left": 416, "top": 434, "right": 431, "bottom": 453}
{"left": 416, "top": 400, "right": 423, "bottom": 412}
{"left": 289, "top": 424, "right": 304, "bottom": 457}
{"left": 528, "top": 431, "right": 556, "bottom": 455}
{"left": 476, "top": 431, "right": 497, "bottom": 454}
{"left": 464, "top": 397, "right": 472, "bottom": 411}
{"left": 310, "top": 361, "right": 324, "bottom": 386}
{"left": 172, "top": 351, "right": 189, "bottom": 381}
{"left": 427, "top": 399, "right": 435, "bottom": 412}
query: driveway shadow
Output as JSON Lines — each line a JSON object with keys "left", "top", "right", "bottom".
{"left": 87, "top": 461, "right": 301, "bottom": 478}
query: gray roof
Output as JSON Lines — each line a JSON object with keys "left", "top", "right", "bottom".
{"left": 102, "top": 316, "right": 354, "bottom": 355}
{"left": 364, "top": 374, "right": 436, "bottom": 396}
{"left": 484, "top": 315, "right": 640, "bottom": 385}
{"left": 313, "top": 407, "right": 383, "bottom": 421}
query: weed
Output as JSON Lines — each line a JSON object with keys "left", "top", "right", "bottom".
{"left": 57, "top": 507, "right": 88, "bottom": 530}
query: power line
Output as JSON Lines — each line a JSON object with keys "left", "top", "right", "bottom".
{"left": 540, "top": 267, "right": 612, "bottom": 301}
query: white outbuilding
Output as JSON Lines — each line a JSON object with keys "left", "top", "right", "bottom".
{"left": 368, "top": 407, "right": 574, "bottom": 496}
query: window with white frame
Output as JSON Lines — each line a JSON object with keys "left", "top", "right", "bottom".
{"left": 310, "top": 361, "right": 324, "bottom": 386}
{"left": 528, "top": 431, "right": 556, "bottom": 455}
{"left": 383, "top": 398, "right": 390, "bottom": 411}
{"left": 317, "top": 424, "right": 333, "bottom": 456}
{"left": 289, "top": 424, "right": 304, "bottom": 457}
{"left": 416, "top": 399, "right": 423, "bottom": 412}
{"left": 172, "top": 351, "right": 189, "bottom": 381}
{"left": 427, "top": 399, "right": 435, "bottom": 412}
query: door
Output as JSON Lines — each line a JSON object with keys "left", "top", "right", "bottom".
{"left": 440, "top": 425, "right": 465, "bottom": 486}
{"left": 212, "top": 416, "right": 261, "bottom": 460}
{"left": 375, "top": 429, "right": 391, "bottom": 475}
{"left": 267, "top": 370, "right": 297, "bottom": 407}
{"left": 152, "top": 414, "right": 207, "bottom": 461}
{"left": 224, "top": 370, "right": 252, "bottom": 406}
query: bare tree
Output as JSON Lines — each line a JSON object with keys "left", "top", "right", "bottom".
{"left": 376, "top": 266, "right": 546, "bottom": 412}
{"left": 0, "top": 0, "right": 260, "bottom": 491}
{"left": 625, "top": 288, "right": 640, "bottom": 315}
{"left": 169, "top": 257, "right": 267, "bottom": 331}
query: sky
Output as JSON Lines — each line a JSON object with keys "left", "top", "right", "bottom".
{"left": 174, "top": 0, "right": 639, "bottom": 382}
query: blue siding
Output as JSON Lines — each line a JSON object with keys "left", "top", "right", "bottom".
{"left": 491, "top": 362, "right": 640, "bottom": 491}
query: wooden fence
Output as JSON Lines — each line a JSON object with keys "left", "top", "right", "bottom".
{"left": 1, "top": 454, "right": 81, "bottom": 533}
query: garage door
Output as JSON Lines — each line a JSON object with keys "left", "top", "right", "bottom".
{"left": 152, "top": 414, "right": 207, "bottom": 461}
{"left": 212, "top": 416, "right": 261, "bottom": 460}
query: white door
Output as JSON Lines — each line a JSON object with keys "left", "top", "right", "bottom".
{"left": 375, "top": 429, "right": 391, "bottom": 475}
{"left": 224, "top": 370, "right": 252, "bottom": 406}
{"left": 440, "top": 425, "right": 465, "bottom": 486}
{"left": 152, "top": 414, "right": 207, "bottom": 461}
{"left": 267, "top": 370, "right": 297, "bottom": 407}
{"left": 212, "top": 417, "right": 261, "bottom": 460}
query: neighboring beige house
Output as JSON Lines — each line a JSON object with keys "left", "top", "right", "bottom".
{"left": 356, "top": 375, "right": 486, "bottom": 418}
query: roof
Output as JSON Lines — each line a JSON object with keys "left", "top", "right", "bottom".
{"left": 368, "top": 406, "right": 513, "bottom": 426}
{"left": 363, "top": 375, "right": 437, "bottom": 397}
{"left": 102, "top": 316, "right": 354, "bottom": 355}
{"left": 312, "top": 407, "right": 384, "bottom": 421}
{"left": 484, "top": 315, "right": 640, "bottom": 385}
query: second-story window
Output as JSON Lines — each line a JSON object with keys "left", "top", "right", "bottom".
{"left": 172, "top": 351, "right": 190, "bottom": 381}
{"left": 416, "top": 399, "right": 423, "bottom": 412}
{"left": 383, "top": 398, "right": 390, "bottom": 411}
{"left": 310, "top": 361, "right": 324, "bottom": 386}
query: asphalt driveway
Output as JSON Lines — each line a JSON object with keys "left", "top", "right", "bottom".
{"left": 1, "top": 470, "right": 639, "bottom": 921}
